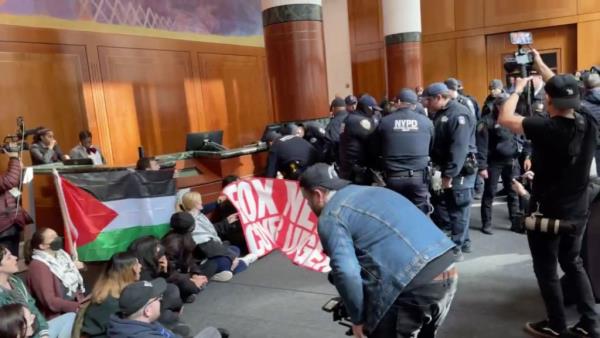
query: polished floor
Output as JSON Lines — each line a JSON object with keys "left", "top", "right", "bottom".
{"left": 182, "top": 200, "right": 598, "bottom": 338}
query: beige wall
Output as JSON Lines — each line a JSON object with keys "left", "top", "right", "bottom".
{"left": 323, "top": 0, "right": 354, "bottom": 99}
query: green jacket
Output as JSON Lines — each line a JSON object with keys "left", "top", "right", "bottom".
{"left": 0, "top": 275, "right": 49, "bottom": 338}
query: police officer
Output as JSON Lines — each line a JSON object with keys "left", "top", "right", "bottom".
{"left": 445, "top": 78, "right": 477, "bottom": 121}
{"left": 338, "top": 95, "right": 380, "bottom": 184}
{"left": 374, "top": 88, "right": 434, "bottom": 213}
{"left": 476, "top": 93, "right": 521, "bottom": 234}
{"left": 458, "top": 79, "right": 481, "bottom": 120}
{"left": 265, "top": 123, "right": 318, "bottom": 180}
{"left": 424, "top": 83, "right": 477, "bottom": 260}
{"left": 303, "top": 121, "right": 328, "bottom": 162}
{"left": 482, "top": 79, "right": 505, "bottom": 117}
{"left": 325, "top": 98, "right": 349, "bottom": 164}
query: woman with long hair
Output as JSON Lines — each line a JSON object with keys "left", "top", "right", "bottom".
{"left": 0, "top": 303, "right": 36, "bottom": 338}
{"left": 81, "top": 252, "right": 141, "bottom": 338}
{"left": 29, "top": 127, "right": 68, "bottom": 165}
{"left": 24, "top": 228, "right": 86, "bottom": 320}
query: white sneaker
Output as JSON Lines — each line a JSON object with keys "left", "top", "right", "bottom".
{"left": 239, "top": 253, "right": 258, "bottom": 266}
{"left": 210, "top": 270, "right": 233, "bottom": 282}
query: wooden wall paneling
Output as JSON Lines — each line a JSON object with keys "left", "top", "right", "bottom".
{"left": 197, "top": 53, "right": 273, "bottom": 148}
{"left": 352, "top": 48, "right": 387, "bottom": 99}
{"left": 0, "top": 42, "right": 91, "bottom": 169}
{"left": 484, "top": 0, "right": 577, "bottom": 27}
{"left": 486, "top": 25, "right": 577, "bottom": 84}
{"left": 577, "top": 20, "right": 600, "bottom": 69}
{"left": 456, "top": 35, "right": 488, "bottom": 103}
{"left": 454, "top": 0, "right": 484, "bottom": 31}
{"left": 578, "top": 0, "right": 600, "bottom": 15}
{"left": 86, "top": 47, "right": 114, "bottom": 165}
{"left": 422, "top": 39, "right": 457, "bottom": 85}
{"left": 98, "top": 47, "right": 198, "bottom": 165}
{"left": 348, "top": 0, "right": 383, "bottom": 46}
{"left": 421, "top": 0, "right": 455, "bottom": 35}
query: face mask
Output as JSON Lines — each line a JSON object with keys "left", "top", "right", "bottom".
{"left": 49, "top": 237, "right": 64, "bottom": 251}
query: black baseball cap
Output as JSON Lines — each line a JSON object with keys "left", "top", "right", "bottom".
{"left": 544, "top": 74, "right": 581, "bottom": 109}
{"left": 299, "top": 163, "right": 350, "bottom": 191}
{"left": 170, "top": 212, "right": 194, "bottom": 234}
{"left": 444, "top": 78, "right": 460, "bottom": 91}
{"left": 119, "top": 278, "right": 167, "bottom": 317}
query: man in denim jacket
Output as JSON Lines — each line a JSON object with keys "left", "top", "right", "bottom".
{"left": 300, "top": 163, "right": 458, "bottom": 338}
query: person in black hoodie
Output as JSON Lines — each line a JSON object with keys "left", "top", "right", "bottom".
{"left": 128, "top": 236, "right": 193, "bottom": 337}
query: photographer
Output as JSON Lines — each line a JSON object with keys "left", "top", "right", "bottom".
{"left": 300, "top": 163, "right": 457, "bottom": 338}
{"left": 498, "top": 48, "right": 599, "bottom": 337}
{"left": 0, "top": 148, "right": 32, "bottom": 258}
{"left": 29, "top": 128, "right": 68, "bottom": 165}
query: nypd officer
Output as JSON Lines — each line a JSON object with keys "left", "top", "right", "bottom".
{"left": 265, "top": 123, "right": 318, "bottom": 180}
{"left": 325, "top": 97, "right": 349, "bottom": 164}
{"left": 374, "top": 88, "right": 434, "bottom": 213}
{"left": 445, "top": 78, "right": 477, "bottom": 121}
{"left": 476, "top": 93, "right": 521, "bottom": 234}
{"left": 424, "top": 83, "right": 477, "bottom": 260}
{"left": 338, "top": 95, "right": 380, "bottom": 184}
{"left": 303, "top": 121, "right": 328, "bottom": 162}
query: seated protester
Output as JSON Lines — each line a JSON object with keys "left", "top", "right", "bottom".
{"left": 25, "top": 228, "right": 86, "bottom": 320}
{"left": 265, "top": 123, "right": 318, "bottom": 180}
{"left": 82, "top": 252, "right": 141, "bottom": 338}
{"left": 210, "top": 176, "right": 248, "bottom": 255}
{"left": 128, "top": 236, "right": 192, "bottom": 337}
{"left": 0, "top": 303, "right": 36, "bottom": 338}
{"left": 135, "top": 157, "right": 160, "bottom": 171}
{"left": 179, "top": 192, "right": 257, "bottom": 280}
{"left": 162, "top": 212, "right": 220, "bottom": 294}
{"left": 29, "top": 128, "right": 68, "bottom": 165}
{"left": 0, "top": 245, "right": 75, "bottom": 338}
{"left": 69, "top": 130, "right": 105, "bottom": 165}
{"left": 107, "top": 279, "right": 223, "bottom": 338}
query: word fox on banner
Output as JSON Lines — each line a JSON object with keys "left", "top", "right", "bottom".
{"left": 222, "top": 178, "right": 331, "bottom": 273}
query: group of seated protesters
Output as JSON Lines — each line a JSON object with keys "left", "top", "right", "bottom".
{"left": 0, "top": 176, "right": 254, "bottom": 338}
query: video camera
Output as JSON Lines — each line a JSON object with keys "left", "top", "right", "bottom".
{"left": 322, "top": 297, "right": 353, "bottom": 336}
{"left": 2, "top": 117, "right": 36, "bottom": 153}
{"left": 503, "top": 32, "right": 535, "bottom": 117}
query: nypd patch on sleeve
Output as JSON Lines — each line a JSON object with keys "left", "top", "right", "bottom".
{"left": 458, "top": 116, "right": 466, "bottom": 125}
{"left": 360, "top": 119, "right": 372, "bottom": 130}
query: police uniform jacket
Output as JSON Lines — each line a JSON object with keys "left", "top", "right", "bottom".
{"left": 338, "top": 111, "right": 376, "bottom": 177}
{"left": 476, "top": 112, "right": 519, "bottom": 169}
{"left": 375, "top": 108, "right": 433, "bottom": 173}
{"left": 432, "top": 100, "right": 477, "bottom": 178}
{"left": 265, "top": 135, "right": 318, "bottom": 178}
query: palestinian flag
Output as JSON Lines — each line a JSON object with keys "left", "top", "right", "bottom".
{"left": 53, "top": 169, "right": 176, "bottom": 261}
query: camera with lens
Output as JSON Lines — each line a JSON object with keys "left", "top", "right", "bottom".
{"left": 2, "top": 117, "right": 36, "bottom": 153}
{"left": 503, "top": 32, "right": 534, "bottom": 77}
{"left": 322, "top": 297, "right": 353, "bottom": 336}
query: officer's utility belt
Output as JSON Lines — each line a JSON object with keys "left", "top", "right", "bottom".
{"left": 387, "top": 169, "right": 425, "bottom": 178}
{"left": 524, "top": 212, "right": 577, "bottom": 235}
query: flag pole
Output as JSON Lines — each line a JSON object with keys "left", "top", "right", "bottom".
{"left": 52, "top": 169, "right": 78, "bottom": 261}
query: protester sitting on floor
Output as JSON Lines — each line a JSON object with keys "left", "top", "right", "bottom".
{"left": 178, "top": 191, "right": 257, "bottom": 280}
{"left": 209, "top": 175, "right": 249, "bottom": 255}
{"left": 0, "top": 303, "right": 36, "bottom": 338}
{"left": 107, "top": 278, "right": 223, "bottom": 338}
{"left": 0, "top": 245, "right": 76, "bottom": 338}
{"left": 128, "top": 236, "right": 193, "bottom": 337}
{"left": 162, "top": 212, "right": 221, "bottom": 289}
{"left": 81, "top": 252, "right": 141, "bottom": 338}
{"left": 25, "top": 228, "right": 86, "bottom": 320}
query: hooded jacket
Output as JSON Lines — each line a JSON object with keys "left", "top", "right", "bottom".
{"left": 107, "top": 314, "right": 180, "bottom": 338}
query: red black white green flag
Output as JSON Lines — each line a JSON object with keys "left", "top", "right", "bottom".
{"left": 53, "top": 169, "right": 176, "bottom": 261}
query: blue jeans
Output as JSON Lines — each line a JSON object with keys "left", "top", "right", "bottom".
{"left": 210, "top": 245, "right": 248, "bottom": 274}
{"left": 48, "top": 312, "right": 76, "bottom": 338}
